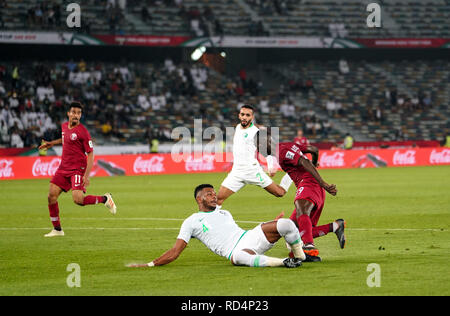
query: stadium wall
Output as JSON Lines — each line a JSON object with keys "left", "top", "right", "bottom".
{"left": 1, "top": 147, "right": 448, "bottom": 180}
{"left": 1, "top": 43, "right": 449, "bottom": 70}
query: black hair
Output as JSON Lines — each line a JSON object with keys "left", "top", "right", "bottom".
{"left": 68, "top": 101, "right": 83, "bottom": 112}
{"left": 194, "top": 184, "right": 214, "bottom": 198}
{"left": 240, "top": 104, "right": 255, "bottom": 113}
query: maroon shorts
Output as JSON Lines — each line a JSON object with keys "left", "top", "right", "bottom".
{"left": 292, "top": 182, "right": 326, "bottom": 226}
{"left": 50, "top": 170, "right": 86, "bottom": 193}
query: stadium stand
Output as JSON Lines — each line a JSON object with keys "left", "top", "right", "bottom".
{"left": 1, "top": 57, "right": 448, "bottom": 148}
{"left": 1, "top": 0, "right": 449, "bottom": 37}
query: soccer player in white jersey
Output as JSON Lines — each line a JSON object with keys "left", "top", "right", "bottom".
{"left": 216, "top": 105, "right": 292, "bottom": 208}
{"left": 127, "top": 184, "right": 305, "bottom": 268}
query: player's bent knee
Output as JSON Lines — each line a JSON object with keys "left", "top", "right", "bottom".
{"left": 72, "top": 195, "right": 84, "bottom": 206}
{"left": 48, "top": 195, "right": 57, "bottom": 205}
{"left": 277, "top": 218, "right": 300, "bottom": 244}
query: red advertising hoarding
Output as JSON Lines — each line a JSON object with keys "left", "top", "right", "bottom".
{"left": 0, "top": 148, "right": 449, "bottom": 180}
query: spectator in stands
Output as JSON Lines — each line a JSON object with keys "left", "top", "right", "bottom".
{"left": 11, "top": 65, "right": 19, "bottom": 89}
{"left": 280, "top": 100, "right": 295, "bottom": 119}
{"left": 259, "top": 97, "right": 270, "bottom": 114}
{"left": 339, "top": 59, "right": 349, "bottom": 75}
{"left": 390, "top": 88, "right": 397, "bottom": 107}
{"left": 10, "top": 126, "right": 24, "bottom": 148}
{"left": 137, "top": 90, "right": 151, "bottom": 111}
{"left": 304, "top": 78, "right": 315, "bottom": 94}
{"left": 0, "top": 118, "right": 9, "bottom": 144}
{"left": 411, "top": 95, "right": 419, "bottom": 110}
{"left": 141, "top": 5, "right": 152, "bottom": 23}
{"left": 294, "top": 129, "right": 309, "bottom": 146}
{"left": 423, "top": 94, "right": 432, "bottom": 108}
{"left": 443, "top": 130, "right": 450, "bottom": 148}
{"left": 394, "top": 128, "right": 404, "bottom": 141}
{"left": 374, "top": 105, "right": 383, "bottom": 122}
{"left": 101, "top": 121, "right": 113, "bottom": 138}
{"left": 322, "top": 120, "right": 332, "bottom": 137}
{"left": 343, "top": 133, "right": 354, "bottom": 150}
{"left": 326, "top": 98, "right": 337, "bottom": 117}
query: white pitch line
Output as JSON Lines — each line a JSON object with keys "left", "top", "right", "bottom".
{"left": 0, "top": 227, "right": 446, "bottom": 232}
{"left": 0, "top": 227, "right": 179, "bottom": 231}
{"left": 71, "top": 217, "right": 260, "bottom": 224}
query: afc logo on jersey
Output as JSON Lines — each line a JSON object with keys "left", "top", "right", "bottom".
{"left": 285, "top": 151, "right": 295, "bottom": 160}
{"left": 70, "top": 133, "right": 78, "bottom": 141}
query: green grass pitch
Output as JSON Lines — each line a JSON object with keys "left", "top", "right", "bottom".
{"left": 0, "top": 166, "right": 449, "bottom": 296}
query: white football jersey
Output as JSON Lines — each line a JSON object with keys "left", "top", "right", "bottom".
{"left": 177, "top": 209, "right": 246, "bottom": 259}
{"left": 232, "top": 123, "right": 259, "bottom": 169}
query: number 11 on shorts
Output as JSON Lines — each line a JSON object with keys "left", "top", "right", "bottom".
{"left": 74, "top": 175, "right": 82, "bottom": 186}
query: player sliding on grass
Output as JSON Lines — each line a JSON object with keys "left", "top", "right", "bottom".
{"left": 216, "top": 105, "right": 292, "bottom": 209}
{"left": 276, "top": 140, "right": 346, "bottom": 262}
{"left": 127, "top": 184, "right": 306, "bottom": 268}
{"left": 38, "top": 101, "right": 117, "bottom": 237}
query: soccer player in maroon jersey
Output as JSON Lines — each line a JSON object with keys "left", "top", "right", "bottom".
{"left": 293, "top": 129, "right": 309, "bottom": 147}
{"left": 277, "top": 141, "right": 345, "bottom": 262}
{"left": 39, "top": 102, "right": 117, "bottom": 237}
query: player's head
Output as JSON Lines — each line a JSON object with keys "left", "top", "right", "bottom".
{"left": 238, "top": 105, "right": 255, "bottom": 128}
{"left": 67, "top": 101, "right": 83, "bottom": 127}
{"left": 297, "top": 129, "right": 303, "bottom": 138}
{"left": 194, "top": 184, "right": 217, "bottom": 211}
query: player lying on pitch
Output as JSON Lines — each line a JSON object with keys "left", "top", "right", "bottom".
{"left": 127, "top": 184, "right": 306, "bottom": 268}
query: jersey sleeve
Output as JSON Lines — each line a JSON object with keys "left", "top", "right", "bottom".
{"left": 298, "top": 143, "right": 308, "bottom": 153}
{"left": 177, "top": 216, "right": 194, "bottom": 244}
{"left": 82, "top": 126, "right": 94, "bottom": 154}
{"left": 280, "top": 145, "right": 306, "bottom": 167}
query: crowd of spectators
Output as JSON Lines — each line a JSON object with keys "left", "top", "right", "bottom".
{"left": 0, "top": 57, "right": 222, "bottom": 148}
{"left": 1, "top": 56, "right": 445, "bottom": 149}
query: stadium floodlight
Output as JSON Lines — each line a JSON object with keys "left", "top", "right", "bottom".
{"left": 191, "top": 46, "right": 206, "bottom": 61}
{"left": 220, "top": 51, "right": 226, "bottom": 58}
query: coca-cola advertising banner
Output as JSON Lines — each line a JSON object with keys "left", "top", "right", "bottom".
{"left": 0, "top": 153, "right": 232, "bottom": 180}
{"left": 0, "top": 148, "right": 449, "bottom": 180}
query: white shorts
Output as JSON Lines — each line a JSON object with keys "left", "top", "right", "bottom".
{"left": 221, "top": 165, "right": 273, "bottom": 193}
{"left": 231, "top": 224, "right": 274, "bottom": 262}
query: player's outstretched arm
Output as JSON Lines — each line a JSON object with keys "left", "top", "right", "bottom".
{"left": 303, "top": 145, "right": 319, "bottom": 167}
{"left": 39, "top": 138, "right": 62, "bottom": 150}
{"left": 298, "top": 156, "right": 337, "bottom": 196}
{"left": 150, "top": 239, "right": 188, "bottom": 267}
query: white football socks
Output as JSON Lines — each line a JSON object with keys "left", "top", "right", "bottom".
{"left": 332, "top": 221, "right": 339, "bottom": 232}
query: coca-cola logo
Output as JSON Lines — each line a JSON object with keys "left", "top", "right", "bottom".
{"left": 0, "top": 159, "right": 14, "bottom": 178}
{"left": 32, "top": 158, "right": 61, "bottom": 176}
{"left": 133, "top": 156, "right": 165, "bottom": 174}
{"left": 185, "top": 154, "right": 215, "bottom": 172}
{"left": 429, "top": 149, "right": 450, "bottom": 164}
{"left": 319, "top": 152, "right": 345, "bottom": 167}
{"left": 393, "top": 150, "right": 416, "bottom": 165}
